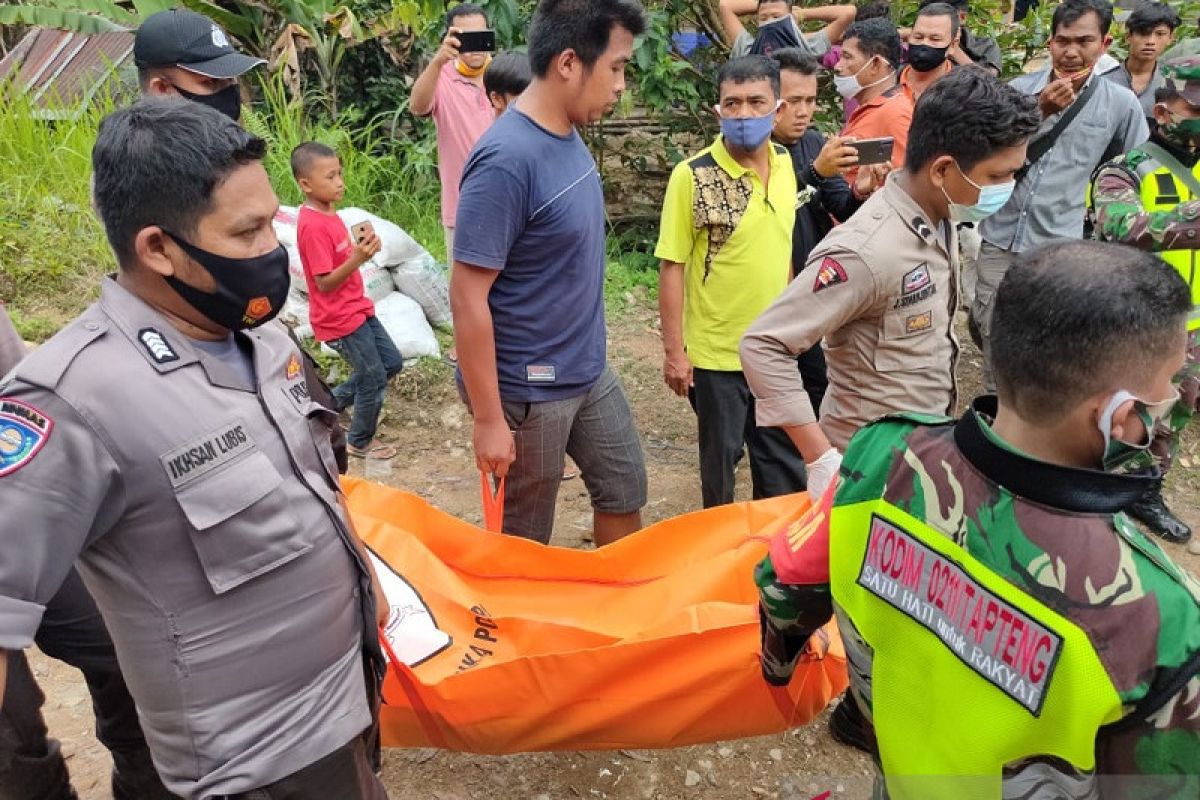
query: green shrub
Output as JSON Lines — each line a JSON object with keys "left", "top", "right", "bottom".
{"left": 0, "top": 78, "right": 447, "bottom": 341}
{"left": 244, "top": 72, "right": 445, "bottom": 258}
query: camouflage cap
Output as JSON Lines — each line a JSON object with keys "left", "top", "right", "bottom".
{"left": 1161, "top": 56, "right": 1200, "bottom": 106}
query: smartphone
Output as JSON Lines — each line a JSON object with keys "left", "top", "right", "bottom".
{"left": 456, "top": 29, "right": 496, "bottom": 53}
{"left": 351, "top": 221, "right": 373, "bottom": 245}
{"left": 848, "top": 137, "right": 895, "bottom": 166}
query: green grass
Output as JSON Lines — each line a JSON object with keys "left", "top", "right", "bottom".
{"left": 0, "top": 92, "right": 116, "bottom": 338}
{"left": 244, "top": 75, "right": 447, "bottom": 261}
{"left": 0, "top": 81, "right": 451, "bottom": 341}
{"left": 605, "top": 223, "right": 660, "bottom": 308}
{"left": 0, "top": 74, "right": 656, "bottom": 344}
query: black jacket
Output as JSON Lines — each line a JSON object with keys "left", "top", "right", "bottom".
{"left": 783, "top": 130, "right": 863, "bottom": 276}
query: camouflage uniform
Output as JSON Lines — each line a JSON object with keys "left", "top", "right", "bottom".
{"left": 1091, "top": 57, "right": 1200, "bottom": 542}
{"left": 1093, "top": 144, "right": 1200, "bottom": 472}
{"left": 757, "top": 400, "right": 1200, "bottom": 798}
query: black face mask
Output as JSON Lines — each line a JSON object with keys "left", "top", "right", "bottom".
{"left": 163, "top": 231, "right": 290, "bottom": 331}
{"left": 908, "top": 44, "right": 949, "bottom": 73}
{"left": 171, "top": 82, "right": 242, "bottom": 121}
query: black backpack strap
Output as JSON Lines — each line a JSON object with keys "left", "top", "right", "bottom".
{"left": 1139, "top": 139, "right": 1200, "bottom": 199}
{"left": 1016, "top": 78, "right": 1101, "bottom": 182}
{"left": 1099, "top": 647, "right": 1200, "bottom": 736}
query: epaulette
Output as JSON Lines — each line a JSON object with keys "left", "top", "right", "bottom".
{"left": 10, "top": 310, "right": 109, "bottom": 392}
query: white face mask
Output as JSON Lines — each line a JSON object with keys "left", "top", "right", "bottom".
{"left": 833, "top": 57, "right": 892, "bottom": 99}
{"left": 1097, "top": 388, "right": 1180, "bottom": 472}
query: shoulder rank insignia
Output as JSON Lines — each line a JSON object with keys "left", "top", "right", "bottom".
{"left": 138, "top": 328, "right": 178, "bottom": 365}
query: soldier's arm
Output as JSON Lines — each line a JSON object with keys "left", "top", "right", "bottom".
{"left": 1097, "top": 646, "right": 1200, "bottom": 776}
{"left": 1095, "top": 163, "right": 1200, "bottom": 252}
{"left": 755, "top": 493, "right": 835, "bottom": 686}
{"left": 740, "top": 248, "right": 876, "bottom": 462}
{"left": 0, "top": 384, "right": 124, "bottom": 712}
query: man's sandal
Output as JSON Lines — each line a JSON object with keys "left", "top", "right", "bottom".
{"left": 348, "top": 441, "right": 396, "bottom": 460}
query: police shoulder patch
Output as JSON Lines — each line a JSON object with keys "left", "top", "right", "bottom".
{"left": 138, "top": 328, "right": 178, "bottom": 364}
{"left": 0, "top": 398, "right": 53, "bottom": 476}
{"left": 812, "top": 257, "right": 848, "bottom": 293}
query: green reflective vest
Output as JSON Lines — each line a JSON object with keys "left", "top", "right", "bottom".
{"left": 829, "top": 499, "right": 1123, "bottom": 798}
{"left": 1130, "top": 154, "right": 1200, "bottom": 331}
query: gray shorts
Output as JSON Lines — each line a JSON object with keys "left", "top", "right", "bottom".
{"left": 460, "top": 365, "right": 647, "bottom": 543}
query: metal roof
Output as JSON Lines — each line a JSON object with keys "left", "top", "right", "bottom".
{"left": 0, "top": 27, "right": 135, "bottom": 117}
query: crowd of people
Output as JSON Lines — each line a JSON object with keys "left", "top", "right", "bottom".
{"left": 0, "top": 0, "right": 1198, "bottom": 798}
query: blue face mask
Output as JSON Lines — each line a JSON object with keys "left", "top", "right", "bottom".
{"left": 718, "top": 104, "right": 779, "bottom": 152}
{"left": 941, "top": 160, "right": 1014, "bottom": 224}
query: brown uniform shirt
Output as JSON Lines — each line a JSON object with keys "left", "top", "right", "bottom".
{"left": 740, "top": 174, "right": 960, "bottom": 449}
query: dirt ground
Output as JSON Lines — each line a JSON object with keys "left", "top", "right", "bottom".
{"left": 31, "top": 296, "right": 1200, "bottom": 800}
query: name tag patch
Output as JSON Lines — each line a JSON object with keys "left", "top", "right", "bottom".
{"left": 857, "top": 515, "right": 1062, "bottom": 716}
{"left": 0, "top": 399, "right": 53, "bottom": 477}
{"left": 160, "top": 421, "right": 255, "bottom": 488}
{"left": 526, "top": 365, "right": 556, "bottom": 383}
{"left": 284, "top": 379, "right": 312, "bottom": 411}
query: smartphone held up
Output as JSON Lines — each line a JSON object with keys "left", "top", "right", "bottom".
{"left": 456, "top": 29, "right": 496, "bottom": 53}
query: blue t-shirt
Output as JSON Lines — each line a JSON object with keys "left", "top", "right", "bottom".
{"left": 454, "top": 109, "right": 607, "bottom": 402}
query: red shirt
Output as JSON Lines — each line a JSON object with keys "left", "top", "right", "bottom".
{"left": 296, "top": 205, "right": 374, "bottom": 341}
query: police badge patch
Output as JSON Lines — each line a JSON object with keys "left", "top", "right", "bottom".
{"left": 286, "top": 354, "right": 302, "bottom": 381}
{"left": 902, "top": 264, "right": 931, "bottom": 295}
{"left": 812, "top": 257, "right": 848, "bottom": 293}
{"left": 0, "top": 398, "right": 53, "bottom": 477}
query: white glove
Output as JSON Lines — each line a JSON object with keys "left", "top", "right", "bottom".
{"left": 805, "top": 448, "right": 843, "bottom": 501}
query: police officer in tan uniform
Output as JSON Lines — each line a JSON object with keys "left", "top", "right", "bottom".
{"left": 0, "top": 101, "right": 389, "bottom": 800}
{"left": 741, "top": 67, "right": 1039, "bottom": 753}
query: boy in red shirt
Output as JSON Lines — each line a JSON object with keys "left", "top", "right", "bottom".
{"left": 292, "top": 142, "right": 403, "bottom": 459}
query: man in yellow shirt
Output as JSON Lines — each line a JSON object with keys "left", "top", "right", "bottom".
{"left": 656, "top": 55, "right": 806, "bottom": 508}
